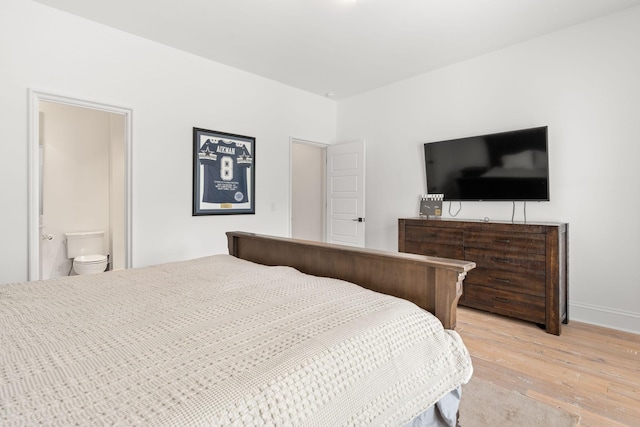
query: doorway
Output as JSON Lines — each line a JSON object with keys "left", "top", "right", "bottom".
{"left": 290, "top": 139, "right": 366, "bottom": 246}
{"left": 28, "top": 91, "right": 132, "bottom": 280}
{"left": 290, "top": 139, "right": 326, "bottom": 241}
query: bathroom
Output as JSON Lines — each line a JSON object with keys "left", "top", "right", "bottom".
{"left": 39, "top": 100, "right": 126, "bottom": 278}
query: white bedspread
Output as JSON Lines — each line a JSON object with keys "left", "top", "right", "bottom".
{"left": 1, "top": 254, "right": 472, "bottom": 426}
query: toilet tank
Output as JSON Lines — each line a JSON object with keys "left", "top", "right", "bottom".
{"left": 65, "top": 231, "right": 106, "bottom": 259}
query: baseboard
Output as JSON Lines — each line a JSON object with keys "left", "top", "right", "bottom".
{"left": 570, "top": 302, "right": 640, "bottom": 335}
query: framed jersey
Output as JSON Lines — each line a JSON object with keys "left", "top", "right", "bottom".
{"left": 192, "top": 127, "right": 255, "bottom": 215}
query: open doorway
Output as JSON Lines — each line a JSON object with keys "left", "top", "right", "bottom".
{"left": 290, "top": 139, "right": 366, "bottom": 246}
{"left": 28, "top": 91, "right": 132, "bottom": 280}
{"left": 290, "top": 139, "right": 327, "bottom": 241}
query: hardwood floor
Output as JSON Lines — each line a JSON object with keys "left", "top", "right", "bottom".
{"left": 456, "top": 307, "right": 640, "bottom": 426}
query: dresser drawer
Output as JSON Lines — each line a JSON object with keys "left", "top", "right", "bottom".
{"left": 464, "top": 230, "right": 545, "bottom": 254}
{"left": 405, "top": 226, "right": 463, "bottom": 246}
{"left": 465, "top": 267, "right": 545, "bottom": 297}
{"left": 403, "top": 241, "right": 464, "bottom": 259}
{"left": 465, "top": 247, "right": 546, "bottom": 274}
{"left": 460, "top": 284, "right": 546, "bottom": 324}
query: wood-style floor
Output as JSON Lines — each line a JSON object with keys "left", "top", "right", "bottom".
{"left": 455, "top": 307, "right": 640, "bottom": 427}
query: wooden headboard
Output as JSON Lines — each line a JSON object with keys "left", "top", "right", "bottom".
{"left": 227, "top": 232, "right": 475, "bottom": 329}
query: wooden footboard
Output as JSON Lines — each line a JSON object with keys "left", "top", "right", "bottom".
{"left": 227, "top": 232, "right": 475, "bottom": 329}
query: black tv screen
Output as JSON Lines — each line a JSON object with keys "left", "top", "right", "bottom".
{"left": 424, "top": 126, "right": 549, "bottom": 201}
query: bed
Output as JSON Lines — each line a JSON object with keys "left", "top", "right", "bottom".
{"left": 1, "top": 232, "right": 476, "bottom": 426}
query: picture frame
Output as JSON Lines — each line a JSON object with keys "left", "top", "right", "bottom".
{"left": 192, "top": 127, "right": 255, "bottom": 216}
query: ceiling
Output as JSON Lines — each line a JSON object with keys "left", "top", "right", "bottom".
{"left": 34, "top": 0, "right": 640, "bottom": 99}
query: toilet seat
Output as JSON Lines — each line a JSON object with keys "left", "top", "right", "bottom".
{"left": 75, "top": 254, "right": 108, "bottom": 264}
{"left": 73, "top": 254, "right": 108, "bottom": 275}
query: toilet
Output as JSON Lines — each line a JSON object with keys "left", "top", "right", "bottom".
{"left": 65, "top": 231, "right": 109, "bottom": 275}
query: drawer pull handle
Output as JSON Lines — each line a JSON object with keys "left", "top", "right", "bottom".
{"left": 494, "top": 297, "right": 511, "bottom": 303}
{"left": 496, "top": 258, "right": 511, "bottom": 264}
{"left": 494, "top": 277, "right": 511, "bottom": 283}
{"left": 494, "top": 239, "right": 511, "bottom": 243}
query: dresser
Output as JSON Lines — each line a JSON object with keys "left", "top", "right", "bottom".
{"left": 398, "top": 218, "right": 568, "bottom": 335}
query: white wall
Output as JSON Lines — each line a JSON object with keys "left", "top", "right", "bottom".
{"left": 0, "top": 0, "right": 336, "bottom": 284}
{"left": 337, "top": 7, "right": 640, "bottom": 334}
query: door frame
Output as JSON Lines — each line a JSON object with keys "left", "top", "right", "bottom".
{"left": 27, "top": 89, "right": 133, "bottom": 280}
{"left": 289, "top": 137, "right": 328, "bottom": 241}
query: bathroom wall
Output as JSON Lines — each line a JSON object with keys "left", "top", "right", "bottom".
{"left": 39, "top": 101, "right": 112, "bottom": 278}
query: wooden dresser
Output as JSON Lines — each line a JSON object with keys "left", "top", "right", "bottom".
{"left": 398, "top": 218, "right": 568, "bottom": 335}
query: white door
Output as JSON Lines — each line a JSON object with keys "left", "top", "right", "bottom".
{"left": 326, "top": 141, "right": 365, "bottom": 247}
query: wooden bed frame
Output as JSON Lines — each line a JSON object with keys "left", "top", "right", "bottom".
{"left": 227, "top": 231, "right": 476, "bottom": 330}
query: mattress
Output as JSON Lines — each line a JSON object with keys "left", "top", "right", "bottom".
{"left": 0, "top": 254, "right": 472, "bottom": 426}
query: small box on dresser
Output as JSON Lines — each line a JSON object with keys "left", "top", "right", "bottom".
{"left": 398, "top": 218, "right": 568, "bottom": 335}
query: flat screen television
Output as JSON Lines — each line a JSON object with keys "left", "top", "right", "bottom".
{"left": 424, "top": 126, "right": 549, "bottom": 201}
